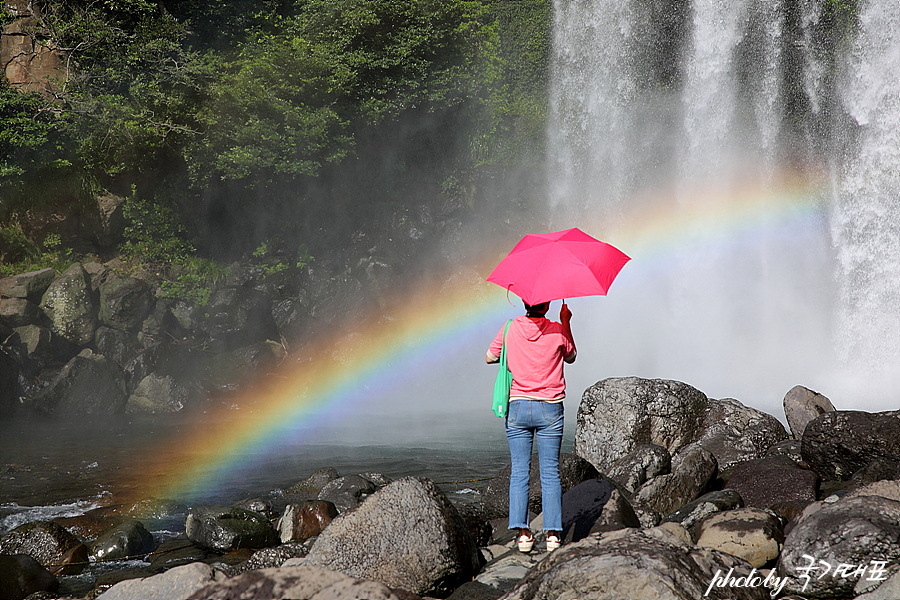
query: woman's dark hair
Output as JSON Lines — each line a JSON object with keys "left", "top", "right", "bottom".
{"left": 524, "top": 301, "right": 550, "bottom": 317}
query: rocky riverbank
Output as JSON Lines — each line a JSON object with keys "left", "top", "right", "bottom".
{"left": 3, "top": 377, "right": 900, "bottom": 599}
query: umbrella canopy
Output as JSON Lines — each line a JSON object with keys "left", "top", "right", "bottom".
{"left": 487, "top": 228, "right": 630, "bottom": 305}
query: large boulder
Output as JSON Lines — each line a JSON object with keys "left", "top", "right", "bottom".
{"left": 276, "top": 501, "right": 338, "bottom": 543}
{"left": 185, "top": 506, "right": 278, "bottom": 552}
{"left": 0, "top": 554, "right": 58, "bottom": 600}
{"left": 28, "top": 352, "right": 127, "bottom": 415}
{"left": 98, "top": 276, "right": 154, "bottom": 332}
{"left": 0, "top": 298, "right": 44, "bottom": 328}
{"left": 725, "top": 455, "right": 818, "bottom": 509}
{"left": 575, "top": 377, "right": 708, "bottom": 473}
{"left": 316, "top": 474, "right": 377, "bottom": 514}
{"left": 695, "top": 508, "right": 784, "bottom": 568}
{"left": 502, "top": 527, "right": 770, "bottom": 600}
{"left": 89, "top": 518, "right": 155, "bottom": 561}
{"left": 481, "top": 453, "right": 601, "bottom": 520}
{"left": 778, "top": 495, "right": 900, "bottom": 598}
{"left": 632, "top": 446, "right": 718, "bottom": 518}
{"left": 125, "top": 374, "right": 189, "bottom": 413}
{"left": 783, "top": 384, "right": 834, "bottom": 439}
{"left": 0, "top": 520, "right": 87, "bottom": 575}
{"left": 93, "top": 561, "right": 217, "bottom": 600}
{"left": 305, "top": 477, "right": 481, "bottom": 597}
{"left": 801, "top": 410, "right": 900, "bottom": 481}
{"left": 184, "top": 565, "right": 421, "bottom": 600}
{"left": 39, "top": 263, "right": 98, "bottom": 346}
{"left": 685, "top": 397, "right": 789, "bottom": 474}
{"left": 0, "top": 268, "right": 56, "bottom": 301}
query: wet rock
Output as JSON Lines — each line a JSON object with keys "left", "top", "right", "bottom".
{"left": 0, "top": 520, "right": 87, "bottom": 575}
{"left": 271, "top": 297, "right": 309, "bottom": 342}
{"left": 29, "top": 352, "right": 127, "bottom": 415}
{"left": 687, "top": 397, "right": 789, "bottom": 475}
{"left": 0, "top": 268, "right": 56, "bottom": 301}
{"left": 0, "top": 298, "right": 44, "bottom": 328}
{"left": 560, "top": 478, "right": 639, "bottom": 542}
{"left": 801, "top": 410, "right": 900, "bottom": 481}
{"left": 125, "top": 373, "right": 188, "bottom": 413}
{"left": 234, "top": 498, "right": 276, "bottom": 521}
{"left": 98, "top": 276, "right": 154, "bottom": 332}
{"left": 305, "top": 477, "right": 481, "bottom": 597}
{"left": 502, "top": 527, "right": 769, "bottom": 600}
{"left": 725, "top": 455, "right": 818, "bottom": 509}
{"left": 184, "top": 565, "right": 419, "bottom": 600}
{"left": 605, "top": 443, "right": 671, "bottom": 494}
{"left": 146, "top": 539, "right": 210, "bottom": 571}
{"left": 276, "top": 501, "right": 337, "bottom": 543}
{"left": 783, "top": 384, "right": 834, "bottom": 439}
{"left": 51, "top": 513, "right": 128, "bottom": 543}
{"left": 198, "top": 285, "right": 278, "bottom": 350}
{"left": 10, "top": 325, "right": 57, "bottom": 364}
{"left": 39, "top": 263, "right": 98, "bottom": 346}
{"left": 285, "top": 467, "right": 342, "bottom": 500}
{"left": 778, "top": 495, "right": 900, "bottom": 598}
{"left": 633, "top": 446, "right": 718, "bottom": 518}
{"left": 481, "top": 453, "right": 600, "bottom": 520}
{"left": 317, "top": 474, "right": 377, "bottom": 514}
{"left": 94, "top": 562, "right": 218, "bottom": 600}
{"left": 695, "top": 508, "right": 784, "bottom": 568}
{"left": 89, "top": 518, "right": 155, "bottom": 561}
{"left": 0, "top": 554, "right": 58, "bottom": 600}
{"left": 575, "top": 377, "right": 708, "bottom": 473}
{"left": 94, "top": 326, "right": 144, "bottom": 370}
{"left": 185, "top": 506, "right": 278, "bottom": 552}
{"left": 661, "top": 489, "right": 744, "bottom": 535}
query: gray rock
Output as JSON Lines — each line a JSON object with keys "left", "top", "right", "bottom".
{"left": 0, "top": 554, "right": 58, "bottom": 600}
{"left": 575, "top": 377, "right": 708, "bottom": 473}
{"left": 778, "top": 495, "right": 900, "bottom": 598}
{"left": 783, "top": 385, "right": 834, "bottom": 439}
{"left": 0, "top": 268, "right": 56, "bottom": 300}
{"left": 0, "top": 520, "right": 87, "bottom": 575}
{"left": 662, "top": 489, "right": 744, "bottom": 535}
{"left": 286, "top": 467, "right": 342, "bottom": 499}
{"left": 126, "top": 374, "right": 189, "bottom": 413}
{"left": 633, "top": 446, "right": 718, "bottom": 517}
{"left": 94, "top": 326, "right": 144, "bottom": 370}
{"left": 502, "top": 527, "right": 769, "bottom": 600}
{"left": 99, "top": 276, "right": 154, "bottom": 332}
{"left": 317, "top": 474, "right": 377, "bottom": 514}
{"left": 185, "top": 506, "right": 278, "bottom": 552}
{"left": 40, "top": 263, "right": 98, "bottom": 346}
{"left": 688, "top": 397, "right": 789, "bottom": 474}
{"left": 855, "top": 565, "right": 900, "bottom": 600}
{"left": 10, "top": 324, "right": 56, "bottom": 362}
{"left": 95, "top": 562, "right": 218, "bottom": 600}
{"left": 237, "top": 542, "right": 309, "bottom": 572}
{"left": 29, "top": 352, "right": 127, "bottom": 415}
{"left": 89, "top": 518, "right": 155, "bottom": 561}
{"left": 559, "top": 478, "right": 638, "bottom": 543}
{"left": 606, "top": 444, "right": 671, "bottom": 494}
{"left": 183, "top": 565, "right": 417, "bottom": 600}
{"left": 725, "top": 455, "right": 818, "bottom": 509}
{"left": 481, "top": 453, "right": 600, "bottom": 520}
{"left": 0, "top": 297, "right": 44, "bottom": 327}
{"left": 305, "top": 477, "right": 481, "bottom": 597}
{"left": 695, "top": 508, "right": 784, "bottom": 568}
{"left": 276, "top": 501, "right": 338, "bottom": 544}
{"left": 801, "top": 410, "right": 900, "bottom": 481}
{"left": 766, "top": 439, "right": 806, "bottom": 467}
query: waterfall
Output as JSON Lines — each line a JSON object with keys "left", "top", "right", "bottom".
{"left": 548, "top": 0, "right": 900, "bottom": 413}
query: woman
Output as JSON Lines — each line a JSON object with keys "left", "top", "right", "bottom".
{"left": 486, "top": 300, "right": 576, "bottom": 553}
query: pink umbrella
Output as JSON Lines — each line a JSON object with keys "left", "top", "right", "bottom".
{"left": 487, "top": 228, "right": 630, "bottom": 305}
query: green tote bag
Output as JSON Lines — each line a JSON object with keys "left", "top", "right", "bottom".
{"left": 492, "top": 320, "right": 513, "bottom": 418}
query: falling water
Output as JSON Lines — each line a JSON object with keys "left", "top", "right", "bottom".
{"left": 548, "top": 0, "right": 900, "bottom": 415}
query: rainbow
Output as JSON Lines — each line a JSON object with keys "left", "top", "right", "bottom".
{"left": 129, "top": 170, "right": 829, "bottom": 505}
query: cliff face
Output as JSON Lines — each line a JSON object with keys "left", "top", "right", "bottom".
{"left": 1, "top": 1, "right": 66, "bottom": 95}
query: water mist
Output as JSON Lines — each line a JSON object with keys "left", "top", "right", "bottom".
{"left": 547, "top": 0, "right": 900, "bottom": 418}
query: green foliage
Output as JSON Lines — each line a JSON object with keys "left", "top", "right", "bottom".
{"left": 0, "top": 222, "right": 77, "bottom": 277}
{"left": 158, "top": 257, "right": 227, "bottom": 306}
{"left": 120, "top": 187, "right": 195, "bottom": 264}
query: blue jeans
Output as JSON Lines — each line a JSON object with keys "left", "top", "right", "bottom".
{"left": 506, "top": 400, "right": 564, "bottom": 531}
